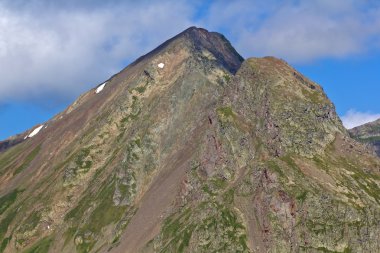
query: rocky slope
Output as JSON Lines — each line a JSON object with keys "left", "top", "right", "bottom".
{"left": 349, "top": 118, "right": 380, "bottom": 157}
{"left": 0, "top": 27, "right": 379, "bottom": 253}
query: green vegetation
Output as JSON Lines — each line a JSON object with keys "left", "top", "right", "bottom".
{"left": 223, "top": 74, "right": 231, "bottom": 83}
{"left": 301, "top": 87, "right": 322, "bottom": 104}
{"left": 76, "top": 193, "right": 127, "bottom": 252}
{"left": 13, "top": 145, "right": 41, "bottom": 175}
{"left": 202, "top": 185, "right": 215, "bottom": 196}
{"left": 134, "top": 138, "right": 141, "bottom": 148}
{"left": 0, "top": 190, "right": 24, "bottom": 245}
{"left": 267, "top": 160, "right": 285, "bottom": 177}
{"left": 210, "top": 177, "right": 228, "bottom": 189}
{"left": 300, "top": 245, "right": 352, "bottom": 253}
{"left": 0, "top": 237, "right": 11, "bottom": 253}
{"left": 18, "top": 210, "right": 41, "bottom": 234}
{"left": 161, "top": 208, "right": 195, "bottom": 253}
{"left": 0, "top": 142, "right": 27, "bottom": 174}
{"left": 22, "top": 236, "right": 53, "bottom": 253}
{"left": 196, "top": 202, "right": 249, "bottom": 252}
{"left": 120, "top": 111, "right": 140, "bottom": 124}
{"left": 351, "top": 172, "right": 380, "bottom": 203}
{"left": 0, "top": 189, "right": 22, "bottom": 216}
{"left": 357, "top": 136, "right": 380, "bottom": 143}
{"left": 335, "top": 156, "right": 380, "bottom": 204}
{"left": 134, "top": 86, "right": 146, "bottom": 94}
{"left": 129, "top": 79, "right": 149, "bottom": 95}
{"left": 125, "top": 140, "right": 141, "bottom": 164}
{"left": 217, "top": 106, "right": 234, "bottom": 118}
{"left": 313, "top": 156, "right": 329, "bottom": 172}
{"left": 63, "top": 146, "right": 95, "bottom": 186}
{"left": 217, "top": 106, "right": 237, "bottom": 129}
{"left": 0, "top": 209, "right": 18, "bottom": 241}
{"left": 84, "top": 183, "right": 127, "bottom": 232}
{"left": 75, "top": 147, "right": 93, "bottom": 171}
{"left": 280, "top": 155, "right": 297, "bottom": 170}
{"left": 159, "top": 199, "right": 249, "bottom": 252}
{"left": 65, "top": 179, "right": 128, "bottom": 253}
{"left": 120, "top": 96, "right": 141, "bottom": 126}
{"left": 296, "top": 191, "right": 308, "bottom": 204}
{"left": 201, "top": 175, "right": 229, "bottom": 196}
{"left": 306, "top": 221, "right": 333, "bottom": 236}
{"left": 350, "top": 122, "right": 380, "bottom": 143}
{"left": 109, "top": 208, "right": 137, "bottom": 248}
{"left": 65, "top": 137, "right": 142, "bottom": 249}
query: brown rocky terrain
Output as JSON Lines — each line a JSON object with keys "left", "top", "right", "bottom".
{"left": 0, "top": 27, "right": 379, "bottom": 253}
{"left": 349, "top": 118, "right": 380, "bottom": 157}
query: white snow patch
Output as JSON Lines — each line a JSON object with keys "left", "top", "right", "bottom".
{"left": 28, "top": 125, "right": 44, "bottom": 138}
{"left": 95, "top": 82, "right": 107, "bottom": 94}
{"left": 158, "top": 63, "right": 165, "bottom": 69}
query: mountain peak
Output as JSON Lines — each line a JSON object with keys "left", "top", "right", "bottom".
{"left": 181, "top": 26, "right": 244, "bottom": 73}
{"left": 181, "top": 26, "right": 208, "bottom": 34}
{"left": 1, "top": 27, "right": 380, "bottom": 253}
{"left": 132, "top": 26, "right": 244, "bottom": 74}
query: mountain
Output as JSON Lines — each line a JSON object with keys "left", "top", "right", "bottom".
{"left": 349, "top": 119, "right": 380, "bottom": 157}
{"left": 0, "top": 27, "right": 380, "bottom": 253}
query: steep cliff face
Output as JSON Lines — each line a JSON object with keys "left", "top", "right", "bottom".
{"left": 0, "top": 27, "right": 379, "bottom": 253}
{"left": 349, "top": 118, "right": 380, "bottom": 157}
{"left": 227, "top": 57, "right": 346, "bottom": 157}
{"left": 139, "top": 55, "right": 380, "bottom": 253}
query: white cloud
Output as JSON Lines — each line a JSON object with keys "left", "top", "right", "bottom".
{"left": 0, "top": 1, "right": 194, "bottom": 103}
{"left": 201, "top": 0, "right": 380, "bottom": 63}
{"left": 341, "top": 109, "right": 380, "bottom": 129}
{"left": 1, "top": 0, "right": 380, "bottom": 104}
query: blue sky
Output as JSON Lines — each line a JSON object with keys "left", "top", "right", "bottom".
{"left": 0, "top": 0, "right": 380, "bottom": 140}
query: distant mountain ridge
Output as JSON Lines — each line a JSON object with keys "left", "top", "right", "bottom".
{"left": 349, "top": 118, "right": 380, "bottom": 157}
{"left": 0, "top": 27, "right": 379, "bottom": 253}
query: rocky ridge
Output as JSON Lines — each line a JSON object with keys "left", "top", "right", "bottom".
{"left": 0, "top": 27, "right": 379, "bottom": 253}
{"left": 349, "top": 118, "right": 380, "bottom": 157}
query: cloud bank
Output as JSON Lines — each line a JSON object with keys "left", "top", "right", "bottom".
{"left": 0, "top": 0, "right": 380, "bottom": 104}
{"left": 341, "top": 109, "right": 380, "bottom": 129}
{"left": 202, "top": 0, "right": 380, "bottom": 63}
{"left": 0, "top": 0, "right": 194, "bottom": 103}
